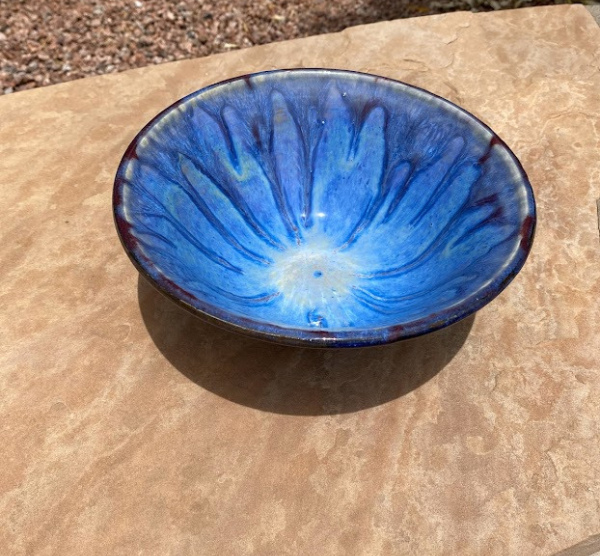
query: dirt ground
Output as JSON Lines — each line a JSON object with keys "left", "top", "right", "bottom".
{"left": 0, "top": 0, "right": 595, "bottom": 94}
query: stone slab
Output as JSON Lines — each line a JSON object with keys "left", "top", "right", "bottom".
{"left": 586, "top": 5, "right": 600, "bottom": 26}
{"left": 1, "top": 5, "right": 599, "bottom": 555}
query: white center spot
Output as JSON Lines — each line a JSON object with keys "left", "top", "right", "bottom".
{"left": 270, "top": 244, "right": 358, "bottom": 311}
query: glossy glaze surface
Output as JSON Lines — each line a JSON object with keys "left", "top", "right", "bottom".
{"left": 114, "top": 69, "right": 535, "bottom": 346}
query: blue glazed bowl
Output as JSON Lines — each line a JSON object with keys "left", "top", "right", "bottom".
{"left": 114, "top": 69, "right": 535, "bottom": 347}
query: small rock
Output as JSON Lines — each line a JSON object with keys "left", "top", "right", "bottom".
{"left": 196, "top": 29, "right": 208, "bottom": 43}
{"left": 3, "top": 87, "right": 14, "bottom": 94}
{"left": 134, "top": 0, "right": 143, "bottom": 7}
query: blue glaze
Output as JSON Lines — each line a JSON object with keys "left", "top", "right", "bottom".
{"left": 114, "top": 69, "right": 535, "bottom": 347}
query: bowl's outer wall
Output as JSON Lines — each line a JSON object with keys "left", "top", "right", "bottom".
{"left": 114, "top": 69, "right": 536, "bottom": 347}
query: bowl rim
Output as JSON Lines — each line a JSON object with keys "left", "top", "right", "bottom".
{"left": 113, "top": 67, "right": 536, "bottom": 348}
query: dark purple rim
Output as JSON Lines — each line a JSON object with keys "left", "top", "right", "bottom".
{"left": 113, "top": 68, "right": 536, "bottom": 348}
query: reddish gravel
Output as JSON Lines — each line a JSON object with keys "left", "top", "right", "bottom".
{"left": 0, "top": 0, "right": 594, "bottom": 94}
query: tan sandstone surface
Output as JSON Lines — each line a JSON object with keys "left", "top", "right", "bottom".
{"left": 1, "top": 5, "right": 599, "bottom": 555}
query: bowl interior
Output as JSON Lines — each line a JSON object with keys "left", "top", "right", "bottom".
{"left": 114, "top": 69, "right": 535, "bottom": 345}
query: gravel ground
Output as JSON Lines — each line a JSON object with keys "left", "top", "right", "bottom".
{"left": 0, "top": 0, "right": 596, "bottom": 94}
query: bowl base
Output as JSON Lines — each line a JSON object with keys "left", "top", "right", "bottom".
{"left": 269, "top": 244, "right": 360, "bottom": 328}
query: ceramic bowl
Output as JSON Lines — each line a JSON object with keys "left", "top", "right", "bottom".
{"left": 114, "top": 69, "right": 535, "bottom": 347}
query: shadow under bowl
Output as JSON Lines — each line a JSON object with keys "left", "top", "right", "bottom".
{"left": 114, "top": 69, "right": 535, "bottom": 347}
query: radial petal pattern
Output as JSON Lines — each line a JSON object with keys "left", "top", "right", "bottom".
{"left": 114, "top": 69, "right": 535, "bottom": 347}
